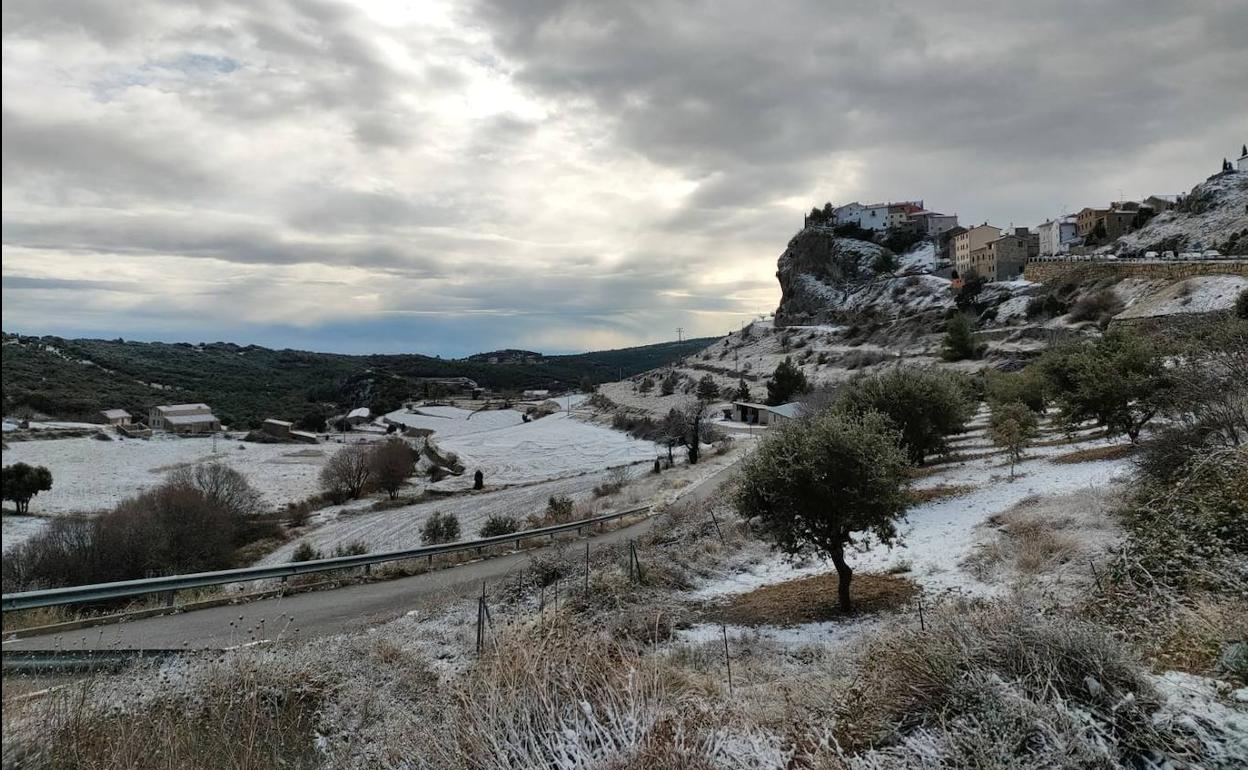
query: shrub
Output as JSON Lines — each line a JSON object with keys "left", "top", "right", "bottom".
{"left": 166, "top": 462, "right": 262, "bottom": 520}
{"left": 1, "top": 462, "right": 53, "bottom": 514}
{"left": 1068, "top": 288, "right": 1124, "bottom": 323}
{"left": 734, "top": 409, "right": 910, "bottom": 610}
{"left": 984, "top": 367, "right": 1048, "bottom": 413}
{"left": 544, "top": 495, "right": 575, "bottom": 524}
{"left": 479, "top": 515, "right": 520, "bottom": 538}
{"left": 1237, "top": 288, "right": 1248, "bottom": 319}
{"left": 637, "top": 377, "right": 654, "bottom": 393}
{"left": 837, "top": 368, "right": 974, "bottom": 464}
{"left": 420, "top": 512, "right": 461, "bottom": 545}
{"left": 291, "top": 542, "right": 320, "bottom": 562}
{"left": 592, "top": 466, "right": 630, "bottom": 497}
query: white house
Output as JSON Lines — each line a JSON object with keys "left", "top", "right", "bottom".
{"left": 832, "top": 202, "right": 866, "bottom": 226}
{"left": 1037, "top": 216, "right": 1080, "bottom": 256}
{"left": 149, "top": 403, "right": 221, "bottom": 434}
{"left": 910, "top": 211, "right": 960, "bottom": 237}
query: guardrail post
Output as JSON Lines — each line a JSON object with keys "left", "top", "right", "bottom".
{"left": 164, "top": 591, "right": 175, "bottom": 608}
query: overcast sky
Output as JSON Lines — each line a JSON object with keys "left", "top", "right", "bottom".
{"left": 3, "top": 0, "right": 1245, "bottom": 356}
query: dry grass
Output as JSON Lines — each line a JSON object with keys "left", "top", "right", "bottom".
{"left": 708, "top": 573, "right": 919, "bottom": 627}
{"left": 1050, "top": 443, "right": 1136, "bottom": 464}
{"left": 962, "top": 488, "right": 1120, "bottom": 586}
{"left": 906, "top": 483, "right": 977, "bottom": 505}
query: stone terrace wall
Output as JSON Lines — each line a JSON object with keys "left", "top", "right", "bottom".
{"left": 1024, "top": 259, "right": 1248, "bottom": 284}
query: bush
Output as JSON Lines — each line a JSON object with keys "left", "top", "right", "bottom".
{"left": 1237, "top": 288, "right": 1248, "bottom": 319}
{"left": 695, "top": 374, "right": 720, "bottom": 401}
{"left": 733, "top": 409, "right": 910, "bottom": 610}
{"left": 291, "top": 542, "right": 320, "bottom": 562}
{"left": 592, "top": 466, "right": 630, "bottom": 497}
{"left": 420, "top": 511, "right": 461, "bottom": 545}
{"left": 984, "top": 367, "right": 1049, "bottom": 413}
{"left": 479, "top": 515, "right": 520, "bottom": 538}
{"left": 837, "top": 367, "right": 974, "bottom": 464}
{"left": 3, "top": 479, "right": 245, "bottom": 591}
{"left": 659, "top": 371, "right": 681, "bottom": 396}
{"left": 544, "top": 495, "right": 575, "bottom": 524}
{"left": 1068, "top": 288, "right": 1124, "bottom": 323}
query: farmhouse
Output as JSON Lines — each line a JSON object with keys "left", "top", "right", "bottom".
{"left": 730, "top": 401, "right": 801, "bottom": 426}
{"left": 100, "top": 409, "right": 132, "bottom": 426}
{"left": 345, "top": 407, "right": 372, "bottom": 426}
{"left": 148, "top": 403, "right": 221, "bottom": 434}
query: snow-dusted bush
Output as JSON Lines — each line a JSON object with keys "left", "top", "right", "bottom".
{"left": 836, "top": 367, "right": 974, "bottom": 464}
{"left": 420, "top": 511, "right": 460, "bottom": 545}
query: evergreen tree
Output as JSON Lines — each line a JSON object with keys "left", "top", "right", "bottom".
{"left": 733, "top": 378, "right": 752, "bottom": 402}
{"left": 765, "top": 357, "right": 810, "bottom": 405}
{"left": 942, "top": 313, "right": 980, "bottom": 361}
{"left": 696, "top": 374, "right": 720, "bottom": 401}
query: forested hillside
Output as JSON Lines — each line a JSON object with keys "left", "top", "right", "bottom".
{"left": 0, "top": 333, "right": 715, "bottom": 427}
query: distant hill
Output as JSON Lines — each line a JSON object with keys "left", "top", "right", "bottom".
{"left": 0, "top": 334, "right": 717, "bottom": 428}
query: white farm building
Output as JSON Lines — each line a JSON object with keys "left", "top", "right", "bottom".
{"left": 148, "top": 403, "right": 221, "bottom": 434}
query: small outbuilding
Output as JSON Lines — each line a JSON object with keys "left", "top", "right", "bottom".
{"left": 262, "top": 418, "right": 293, "bottom": 440}
{"left": 730, "top": 401, "right": 801, "bottom": 426}
{"left": 100, "top": 409, "right": 132, "bottom": 426}
{"left": 345, "top": 407, "right": 372, "bottom": 427}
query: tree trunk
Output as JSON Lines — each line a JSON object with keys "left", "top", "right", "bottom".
{"left": 829, "top": 540, "right": 853, "bottom": 612}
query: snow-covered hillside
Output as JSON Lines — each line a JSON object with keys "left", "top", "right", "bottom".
{"left": 1112, "top": 172, "right": 1248, "bottom": 255}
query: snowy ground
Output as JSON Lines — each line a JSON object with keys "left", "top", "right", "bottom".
{"left": 260, "top": 440, "right": 748, "bottom": 565}
{"left": 437, "top": 412, "right": 661, "bottom": 485}
{"left": 678, "top": 416, "right": 1133, "bottom": 645}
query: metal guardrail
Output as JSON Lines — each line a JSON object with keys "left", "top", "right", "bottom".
{"left": 1, "top": 505, "right": 651, "bottom": 613}
{"left": 2, "top": 649, "right": 186, "bottom": 674}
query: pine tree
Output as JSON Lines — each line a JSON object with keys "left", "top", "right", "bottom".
{"left": 941, "top": 313, "right": 979, "bottom": 361}
{"left": 733, "top": 378, "right": 752, "bottom": 402}
{"left": 765, "top": 356, "right": 810, "bottom": 405}
{"left": 696, "top": 374, "right": 720, "bottom": 401}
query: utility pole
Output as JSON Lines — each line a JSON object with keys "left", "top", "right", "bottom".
{"left": 676, "top": 327, "right": 684, "bottom": 344}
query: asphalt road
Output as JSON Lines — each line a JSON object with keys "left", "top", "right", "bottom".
{"left": 3, "top": 461, "right": 737, "bottom": 652}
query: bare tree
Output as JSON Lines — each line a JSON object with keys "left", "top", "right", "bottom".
{"left": 167, "top": 462, "right": 263, "bottom": 519}
{"left": 320, "top": 445, "right": 374, "bottom": 502}
{"left": 369, "top": 440, "right": 417, "bottom": 499}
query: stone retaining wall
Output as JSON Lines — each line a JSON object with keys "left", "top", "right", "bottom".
{"left": 1023, "top": 259, "right": 1248, "bottom": 284}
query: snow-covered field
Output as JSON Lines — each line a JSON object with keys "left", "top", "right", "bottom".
{"left": 438, "top": 412, "right": 660, "bottom": 485}
{"left": 683, "top": 418, "right": 1132, "bottom": 613}
{"left": 0, "top": 435, "right": 361, "bottom": 516}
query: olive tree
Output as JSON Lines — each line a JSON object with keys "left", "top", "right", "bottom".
{"left": 989, "top": 401, "right": 1039, "bottom": 479}
{"left": 1041, "top": 331, "right": 1173, "bottom": 442}
{"left": 733, "top": 410, "right": 911, "bottom": 611}
{"left": 837, "top": 368, "right": 974, "bottom": 464}
{"left": 2, "top": 463, "right": 53, "bottom": 515}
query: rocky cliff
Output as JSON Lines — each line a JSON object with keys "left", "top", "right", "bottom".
{"left": 774, "top": 228, "right": 960, "bottom": 327}
{"left": 1112, "top": 172, "right": 1248, "bottom": 256}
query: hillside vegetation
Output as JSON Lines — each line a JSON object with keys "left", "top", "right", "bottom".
{"left": 0, "top": 333, "right": 715, "bottom": 428}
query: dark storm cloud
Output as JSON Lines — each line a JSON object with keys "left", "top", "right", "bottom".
{"left": 2, "top": 0, "right": 1245, "bottom": 355}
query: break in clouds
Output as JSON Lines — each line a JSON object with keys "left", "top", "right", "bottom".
{"left": 3, "top": 0, "right": 1245, "bottom": 355}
